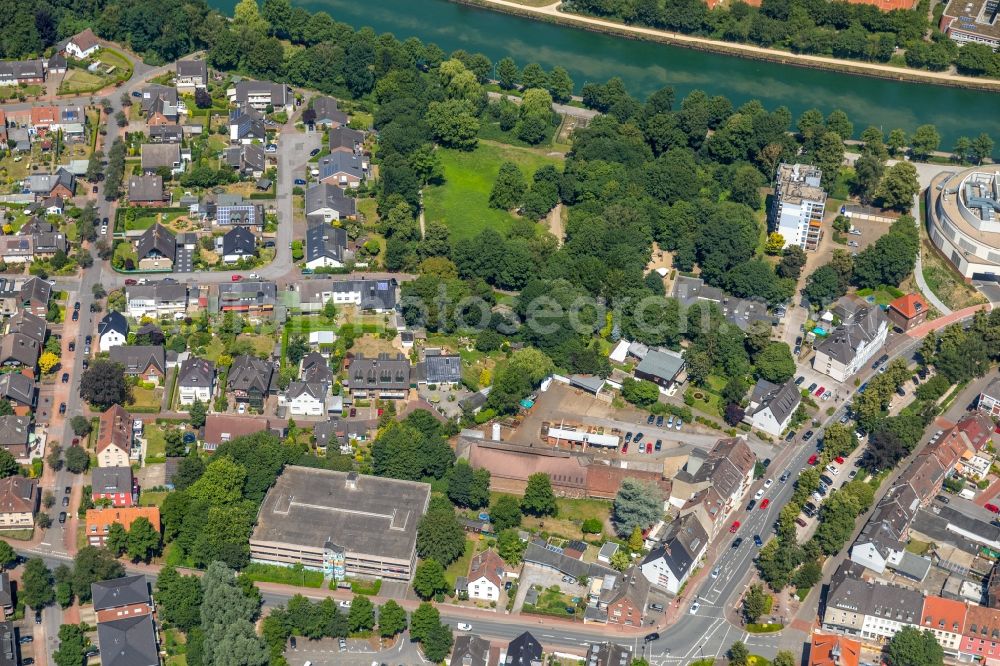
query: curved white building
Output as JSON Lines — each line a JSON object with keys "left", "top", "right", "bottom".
{"left": 928, "top": 167, "right": 1000, "bottom": 281}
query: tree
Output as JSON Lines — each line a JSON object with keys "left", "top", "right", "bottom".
{"left": 416, "top": 504, "right": 466, "bottom": 566}
{"left": 53, "top": 623, "right": 90, "bottom": 666}
{"left": 627, "top": 526, "right": 644, "bottom": 552}
{"left": 547, "top": 66, "right": 574, "bottom": 103}
{"left": 0, "top": 541, "right": 15, "bottom": 569}
{"left": 886, "top": 626, "right": 945, "bottom": 666}
{"left": 792, "top": 560, "right": 823, "bottom": 589}
{"left": 610, "top": 548, "right": 632, "bottom": 572}
{"left": 755, "top": 342, "right": 796, "bottom": 383}
{"left": 70, "top": 416, "right": 92, "bottom": 437}
{"left": 413, "top": 558, "right": 449, "bottom": 600}
{"left": 199, "top": 561, "right": 268, "bottom": 666}
{"left": 777, "top": 245, "right": 807, "bottom": 279}
{"left": 852, "top": 152, "right": 884, "bottom": 204}
{"left": 521, "top": 473, "right": 557, "bottom": 517}
{"left": 71, "top": 547, "right": 125, "bottom": 601}
{"left": 38, "top": 351, "right": 59, "bottom": 375}
{"left": 728, "top": 640, "right": 750, "bottom": 666}
{"left": 155, "top": 566, "right": 203, "bottom": 632}
{"left": 621, "top": 378, "right": 660, "bottom": 407}
{"left": 422, "top": 621, "right": 454, "bottom": 663}
{"left": 488, "top": 162, "right": 526, "bottom": 210}
{"left": 612, "top": 479, "right": 663, "bottom": 537}
{"left": 742, "top": 584, "right": 771, "bottom": 622}
{"left": 165, "top": 429, "right": 186, "bottom": 458}
{"left": 22, "top": 558, "right": 55, "bottom": 609}
{"left": 497, "top": 529, "right": 527, "bottom": 565}
{"left": 496, "top": 57, "right": 519, "bottom": 89}
{"left": 910, "top": 124, "right": 941, "bottom": 159}
{"left": 64, "top": 446, "right": 89, "bottom": 474}
{"left": 803, "top": 264, "right": 846, "bottom": 307}
{"left": 79, "top": 359, "right": 128, "bottom": 409}
{"left": 877, "top": 162, "right": 920, "bottom": 210}
{"left": 725, "top": 403, "right": 746, "bottom": 426}
{"left": 126, "top": 517, "right": 162, "bottom": 562}
{"left": 378, "top": 599, "right": 407, "bottom": 637}
{"left": 189, "top": 399, "right": 207, "bottom": 428}
{"left": 490, "top": 495, "right": 522, "bottom": 531}
{"left": 971, "top": 133, "right": 994, "bottom": 165}
{"left": 426, "top": 99, "right": 479, "bottom": 150}
{"left": 348, "top": 594, "right": 375, "bottom": 633}
{"left": 764, "top": 232, "right": 785, "bottom": 255}
{"left": 773, "top": 651, "right": 797, "bottom": 666}
{"left": 106, "top": 522, "right": 128, "bottom": 556}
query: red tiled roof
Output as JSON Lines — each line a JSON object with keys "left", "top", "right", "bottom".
{"left": 845, "top": 0, "right": 917, "bottom": 10}
{"left": 921, "top": 595, "right": 968, "bottom": 634}
{"left": 69, "top": 28, "right": 100, "bottom": 51}
{"left": 957, "top": 413, "right": 995, "bottom": 451}
{"left": 469, "top": 549, "right": 505, "bottom": 590}
{"left": 809, "top": 633, "right": 861, "bottom": 666}
{"left": 889, "top": 293, "right": 928, "bottom": 319}
{"left": 97, "top": 404, "right": 132, "bottom": 456}
{"left": 203, "top": 414, "right": 272, "bottom": 446}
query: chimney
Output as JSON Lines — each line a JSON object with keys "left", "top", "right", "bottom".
{"left": 345, "top": 471, "right": 358, "bottom": 490}
{"left": 492, "top": 423, "right": 501, "bottom": 441}
{"left": 831, "top": 642, "right": 841, "bottom": 665}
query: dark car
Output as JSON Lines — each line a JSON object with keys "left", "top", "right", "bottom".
{"left": 34, "top": 610, "right": 42, "bottom": 624}
{"left": 918, "top": 367, "right": 928, "bottom": 379}
{"left": 936, "top": 494, "right": 950, "bottom": 504}
{"left": 131, "top": 90, "right": 142, "bottom": 97}
{"left": 746, "top": 500, "right": 756, "bottom": 512}
{"left": 22, "top": 659, "right": 34, "bottom": 665}
{"left": 785, "top": 430, "right": 797, "bottom": 442}
{"left": 895, "top": 386, "right": 906, "bottom": 397}
{"left": 82, "top": 359, "right": 89, "bottom": 370}
{"left": 61, "top": 373, "right": 69, "bottom": 383}
{"left": 294, "top": 178, "right": 307, "bottom": 185}
{"left": 624, "top": 432, "right": 633, "bottom": 444}
{"left": 74, "top": 301, "right": 80, "bottom": 311}
{"left": 71, "top": 310, "right": 79, "bottom": 321}
{"left": 656, "top": 415, "right": 664, "bottom": 427}
{"left": 65, "top": 486, "right": 71, "bottom": 494}
{"left": 644, "top": 632, "right": 660, "bottom": 643}
{"left": 84, "top": 647, "right": 99, "bottom": 657}
{"left": 647, "top": 414, "right": 655, "bottom": 425}
{"left": 309, "top": 148, "right": 321, "bottom": 156}
{"left": 807, "top": 383, "right": 818, "bottom": 393}
{"left": 753, "top": 534, "right": 763, "bottom": 547}
{"left": 85, "top": 335, "right": 92, "bottom": 344}
{"left": 90, "top": 303, "right": 96, "bottom": 313}
{"left": 655, "top": 439, "right": 662, "bottom": 451}
{"left": 58, "top": 511, "right": 67, "bottom": 524}
{"left": 794, "top": 376, "right": 805, "bottom": 385}
{"left": 803, "top": 430, "right": 814, "bottom": 442}
{"left": 18, "top": 635, "right": 32, "bottom": 644}
{"left": 633, "top": 432, "right": 644, "bottom": 443}
{"left": 290, "top": 637, "right": 297, "bottom": 649}
{"left": 68, "top": 340, "right": 75, "bottom": 351}
{"left": 92, "top": 185, "right": 98, "bottom": 193}
{"left": 732, "top": 537, "right": 743, "bottom": 548}
{"left": 59, "top": 402, "right": 66, "bottom": 415}
{"left": 762, "top": 458, "right": 771, "bottom": 468}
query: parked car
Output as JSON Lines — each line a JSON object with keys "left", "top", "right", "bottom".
{"left": 936, "top": 495, "right": 950, "bottom": 504}
{"left": 654, "top": 439, "right": 662, "bottom": 451}
{"left": 803, "top": 430, "right": 814, "bottom": 442}
{"left": 746, "top": 500, "right": 756, "bottom": 512}
{"left": 675, "top": 419, "right": 682, "bottom": 430}
{"left": 649, "top": 603, "right": 664, "bottom": 612}
{"left": 68, "top": 340, "right": 75, "bottom": 351}
{"left": 61, "top": 373, "right": 69, "bottom": 383}
{"left": 231, "top": 274, "right": 243, "bottom": 282}
{"left": 807, "top": 383, "right": 818, "bottom": 393}
{"left": 808, "top": 454, "right": 819, "bottom": 465}
{"left": 835, "top": 456, "right": 845, "bottom": 464}
{"left": 754, "top": 488, "right": 764, "bottom": 500}
{"left": 624, "top": 432, "right": 633, "bottom": 444}
{"left": 814, "top": 386, "right": 826, "bottom": 397}
{"left": 309, "top": 148, "right": 321, "bottom": 156}
{"left": 62, "top": 496, "right": 69, "bottom": 507}
{"left": 124, "top": 278, "right": 137, "bottom": 286}
{"left": 59, "top": 402, "right": 66, "bottom": 415}
{"left": 71, "top": 310, "right": 79, "bottom": 321}
{"left": 821, "top": 390, "right": 832, "bottom": 401}
{"left": 655, "top": 415, "right": 664, "bottom": 427}
{"left": 987, "top": 504, "right": 1000, "bottom": 514}
{"left": 58, "top": 511, "right": 67, "bottom": 524}
{"left": 338, "top": 637, "right": 347, "bottom": 652}
{"left": 18, "top": 635, "right": 32, "bottom": 644}
{"left": 289, "top": 637, "right": 296, "bottom": 649}
{"left": 621, "top": 443, "right": 629, "bottom": 454}
{"left": 644, "top": 632, "right": 660, "bottom": 642}
{"left": 294, "top": 178, "right": 307, "bottom": 185}
{"left": 645, "top": 442, "right": 653, "bottom": 454}
{"left": 794, "top": 376, "right": 805, "bottom": 385}
{"left": 795, "top": 517, "right": 807, "bottom": 527}
{"left": 763, "top": 478, "right": 773, "bottom": 489}
{"left": 826, "top": 465, "right": 840, "bottom": 476}
{"left": 647, "top": 414, "right": 655, "bottom": 425}
{"left": 34, "top": 610, "right": 42, "bottom": 624}
{"left": 785, "top": 431, "right": 797, "bottom": 442}
{"left": 729, "top": 520, "right": 741, "bottom": 533}
{"left": 457, "top": 623, "right": 472, "bottom": 631}
{"left": 634, "top": 432, "right": 644, "bottom": 442}
{"left": 762, "top": 458, "right": 771, "bottom": 468}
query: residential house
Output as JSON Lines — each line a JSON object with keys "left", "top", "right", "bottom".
{"left": 97, "top": 311, "right": 129, "bottom": 352}
{"left": 770, "top": 162, "right": 826, "bottom": 251}
{"left": 0, "top": 331, "right": 40, "bottom": 370}
{"left": 467, "top": 549, "right": 505, "bottom": 602}
{"left": 670, "top": 436, "right": 756, "bottom": 511}
{"left": 92, "top": 574, "right": 153, "bottom": 620}
{"left": 813, "top": 302, "right": 889, "bottom": 382}
{"left": 177, "top": 357, "right": 215, "bottom": 405}
{"left": 587, "top": 643, "right": 633, "bottom": 666}
{"left": 505, "top": 632, "right": 543, "bottom": 666}
{"left": 128, "top": 174, "right": 167, "bottom": 207}
{"left": 292, "top": 277, "right": 398, "bottom": 313}
{"left": 7, "top": 310, "right": 46, "bottom": 346}
{"left": 318, "top": 152, "right": 365, "bottom": 187}
{"left": 221, "top": 226, "right": 258, "bottom": 264}
{"left": 6, "top": 128, "right": 30, "bottom": 153}
{"left": 304, "top": 182, "right": 357, "bottom": 222}
{"left": 97, "top": 405, "right": 133, "bottom": 468}
{"left": 417, "top": 350, "right": 462, "bottom": 386}
{"left": 301, "top": 352, "right": 334, "bottom": 383}
{"left": 135, "top": 223, "right": 176, "bottom": 271}
{"left": 633, "top": 349, "right": 686, "bottom": 393}
{"left": 223, "top": 144, "right": 266, "bottom": 177}
{"left": 47, "top": 53, "right": 67, "bottom": 74}
{"left": 91, "top": 466, "right": 136, "bottom": 507}
{"left": 18, "top": 218, "right": 56, "bottom": 236}
{"left": 305, "top": 222, "right": 349, "bottom": 269}
{"left": 328, "top": 126, "right": 364, "bottom": 153}
{"left": 0, "top": 621, "right": 15, "bottom": 666}
{"left": 125, "top": 281, "right": 188, "bottom": 318}
{"left": 32, "top": 230, "right": 68, "bottom": 257}
{"left": 639, "top": 513, "right": 708, "bottom": 594}
{"left": 0, "top": 238, "right": 32, "bottom": 264}
{"left": 93, "top": 576, "right": 159, "bottom": 666}
{"left": 311, "top": 96, "right": 348, "bottom": 127}
{"left": 451, "top": 635, "right": 493, "bottom": 666}
{"left": 744, "top": 378, "right": 801, "bottom": 437}
{"left": 887, "top": 293, "right": 929, "bottom": 332}
{"left": 0, "top": 59, "right": 46, "bottom": 86}
{"left": 230, "top": 79, "right": 293, "bottom": 112}
{"left": 139, "top": 84, "right": 179, "bottom": 125}
{"left": 0, "top": 372, "right": 35, "bottom": 412}
{"left": 920, "top": 595, "right": 967, "bottom": 656}
{"left": 40, "top": 195, "right": 64, "bottom": 215}
{"left": 148, "top": 124, "right": 183, "bottom": 143}
{"left": 279, "top": 382, "right": 328, "bottom": 416}
{"left": 0, "top": 573, "right": 12, "bottom": 615}
{"left": 227, "top": 354, "right": 275, "bottom": 408}
{"left": 175, "top": 59, "right": 208, "bottom": 90}
{"left": 808, "top": 633, "right": 861, "bottom": 666}
{"left": 29, "top": 106, "right": 58, "bottom": 131}
{"left": 312, "top": 417, "right": 346, "bottom": 451}
{"left": 346, "top": 353, "right": 411, "bottom": 399}
{"left": 202, "top": 414, "right": 273, "bottom": 451}
{"left": 213, "top": 198, "right": 265, "bottom": 227}
{"left": 961, "top": 605, "right": 1000, "bottom": 661}
{"left": 140, "top": 143, "right": 183, "bottom": 175}
{"left": 228, "top": 107, "right": 266, "bottom": 144}
{"left": 978, "top": 377, "right": 1000, "bottom": 418}
{"left": 86, "top": 506, "right": 160, "bottom": 547}
{"left": 216, "top": 280, "right": 277, "bottom": 318}
{"left": 109, "top": 346, "right": 166, "bottom": 384}
{"left": 0, "top": 476, "right": 37, "bottom": 529}
{"left": 0, "top": 415, "right": 31, "bottom": 460}
{"left": 678, "top": 486, "right": 727, "bottom": 539}
{"left": 65, "top": 28, "right": 101, "bottom": 58}
{"left": 597, "top": 567, "right": 650, "bottom": 626}
{"left": 27, "top": 168, "right": 75, "bottom": 199}
{"left": 672, "top": 275, "right": 772, "bottom": 331}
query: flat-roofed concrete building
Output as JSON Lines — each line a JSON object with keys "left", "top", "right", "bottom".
{"left": 250, "top": 467, "right": 430, "bottom": 581}
{"left": 940, "top": 0, "right": 1000, "bottom": 49}
{"left": 771, "top": 163, "right": 826, "bottom": 251}
{"left": 928, "top": 167, "right": 1000, "bottom": 280}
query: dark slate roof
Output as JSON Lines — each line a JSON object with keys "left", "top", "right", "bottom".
{"left": 95, "top": 614, "right": 158, "bottom": 666}
{"left": 306, "top": 222, "right": 348, "bottom": 264}
{"left": 0, "top": 333, "right": 41, "bottom": 367}
{"left": 285, "top": 381, "right": 327, "bottom": 402}
{"left": 178, "top": 356, "right": 215, "bottom": 388}
{"left": 347, "top": 353, "right": 411, "bottom": 391}
{"left": 176, "top": 59, "right": 207, "bottom": 80}
{"left": 588, "top": 642, "right": 633, "bottom": 666}
{"left": 746, "top": 378, "right": 801, "bottom": 425}
{"left": 452, "top": 634, "right": 491, "bottom": 666}
{"left": 18, "top": 217, "right": 56, "bottom": 235}
{"left": 522, "top": 542, "right": 615, "bottom": 580}
{"left": 312, "top": 417, "right": 344, "bottom": 449}
{"left": 0, "top": 620, "right": 14, "bottom": 666}
{"left": 816, "top": 304, "right": 888, "bottom": 366}
{"left": 672, "top": 275, "right": 772, "bottom": 330}
{"left": 506, "top": 632, "right": 543, "bottom": 666}
{"left": 217, "top": 281, "right": 277, "bottom": 309}
{"left": 20, "top": 276, "right": 51, "bottom": 306}
{"left": 127, "top": 175, "right": 165, "bottom": 203}
{"left": 421, "top": 352, "right": 462, "bottom": 384}
{"left": 312, "top": 96, "right": 348, "bottom": 125}
{"left": 328, "top": 126, "right": 364, "bottom": 152}
{"left": 318, "top": 152, "right": 364, "bottom": 181}
{"left": 234, "top": 79, "right": 290, "bottom": 107}
{"left": 109, "top": 346, "right": 166, "bottom": 376}
{"left": 148, "top": 124, "right": 183, "bottom": 142}
{"left": 301, "top": 352, "right": 334, "bottom": 384}
{"left": 98, "top": 311, "right": 129, "bottom": 338}
{"left": 229, "top": 107, "right": 266, "bottom": 141}
{"left": 91, "top": 575, "right": 149, "bottom": 612}
{"left": 9, "top": 310, "right": 47, "bottom": 344}
{"left": 304, "top": 182, "right": 356, "bottom": 217}
{"left": 641, "top": 513, "right": 707, "bottom": 581}
{"left": 635, "top": 349, "right": 685, "bottom": 382}
{"left": 228, "top": 354, "right": 275, "bottom": 394}
{"left": 91, "top": 466, "right": 133, "bottom": 495}
{"left": 222, "top": 226, "right": 257, "bottom": 257}
{"left": 0, "top": 372, "right": 34, "bottom": 406}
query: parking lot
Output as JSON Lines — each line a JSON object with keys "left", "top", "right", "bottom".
{"left": 512, "top": 563, "right": 587, "bottom": 614}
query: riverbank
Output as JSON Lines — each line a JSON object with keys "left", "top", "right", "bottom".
{"left": 450, "top": 0, "right": 1000, "bottom": 93}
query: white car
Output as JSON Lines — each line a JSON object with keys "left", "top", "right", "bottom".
{"left": 238, "top": 403, "right": 247, "bottom": 414}
{"left": 248, "top": 273, "right": 260, "bottom": 279}
{"left": 711, "top": 567, "right": 720, "bottom": 578}
{"left": 763, "top": 479, "right": 773, "bottom": 489}
{"left": 754, "top": 489, "right": 764, "bottom": 500}
{"left": 457, "top": 623, "right": 472, "bottom": 631}
{"left": 689, "top": 602, "right": 700, "bottom": 615}
{"left": 826, "top": 464, "right": 840, "bottom": 475}
{"left": 338, "top": 600, "right": 351, "bottom": 609}
{"left": 100, "top": 224, "right": 108, "bottom": 235}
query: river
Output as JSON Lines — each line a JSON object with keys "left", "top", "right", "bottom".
{"left": 209, "top": 0, "right": 998, "bottom": 145}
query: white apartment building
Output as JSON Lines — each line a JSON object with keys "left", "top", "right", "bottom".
{"left": 771, "top": 163, "right": 827, "bottom": 251}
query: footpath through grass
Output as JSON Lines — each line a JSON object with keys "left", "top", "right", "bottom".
{"left": 423, "top": 141, "right": 563, "bottom": 241}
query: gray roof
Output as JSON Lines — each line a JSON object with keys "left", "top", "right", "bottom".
{"left": 0, "top": 575, "right": 10, "bottom": 608}
{"left": 127, "top": 175, "right": 165, "bottom": 203}
{"left": 452, "top": 635, "right": 491, "bottom": 666}
{"left": 306, "top": 222, "right": 348, "bottom": 264}
{"left": 176, "top": 59, "right": 207, "bottom": 80}
{"left": 20, "top": 276, "right": 51, "bottom": 307}
{"left": 252, "top": 467, "right": 430, "bottom": 561}
{"left": 598, "top": 542, "right": 619, "bottom": 559}
{"left": 0, "top": 59, "right": 45, "bottom": 82}
{"left": 318, "top": 152, "right": 364, "bottom": 181}
{"left": 19, "top": 217, "right": 56, "bottom": 235}
{"left": 312, "top": 96, "right": 348, "bottom": 126}
{"left": 673, "top": 276, "right": 772, "bottom": 329}
{"left": 285, "top": 381, "right": 327, "bottom": 402}
{"left": 140, "top": 143, "right": 180, "bottom": 171}
{"left": 301, "top": 352, "right": 333, "bottom": 384}
{"left": 507, "top": 632, "right": 543, "bottom": 665}
{"left": 92, "top": 466, "right": 133, "bottom": 495}
{"left": 421, "top": 352, "right": 461, "bottom": 384}
{"left": 217, "top": 281, "right": 277, "bottom": 310}
{"left": 569, "top": 374, "right": 606, "bottom": 394}
{"left": 222, "top": 226, "right": 257, "bottom": 258}
{"left": 0, "top": 333, "right": 41, "bottom": 367}
{"left": 304, "top": 182, "right": 356, "bottom": 217}
{"left": 328, "top": 126, "right": 364, "bottom": 152}
{"left": 139, "top": 84, "right": 178, "bottom": 120}
{"left": 312, "top": 417, "right": 344, "bottom": 448}
{"left": 109, "top": 346, "right": 166, "bottom": 376}
{"left": 148, "top": 124, "right": 183, "bottom": 142}
{"left": 0, "top": 372, "right": 34, "bottom": 406}
{"left": 96, "top": 614, "right": 158, "bottom": 666}
{"left": 347, "top": 353, "right": 411, "bottom": 391}
{"left": 92, "top": 575, "right": 149, "bottom": 612}
{"left": 234, "top": 79, "right": 290, "bottom": 107}
{"left": 642, "top": 513, "right": 707, "bottom": 581}
{"left": 298, "top": 278, "right": 398, "bottom": 311}
{"left": 815, "top": 304, "right": 887, "bottom": 366}
{"left": 0, "top": 416, "right": 29, "bottom": 448}
{"left": 228, "top": 107, "right": 266, "bottom": 141}
{"left": 98, "top": 311, "right": 129, "bottom": 338}
{"left": 0, "top": 620, "right": 14, "bottom": 666}
{"left": 27, "top": 168, "right": 75, "bottom": 196}
{"left": 892, "top": 551, "right": 931, "bottom": 581}
{"left": 523, "top": 542, "right": 615, "bottom": 580}
{"left": 178, "top": 356, "right": 214, "bottom": 388}
{"left": 746, "top": 378, "right": 801, "bottom": 425}
{"left": 126, "top": 281, "right": 188, "bottom": 304}
{"left": 228, "top": 354, "right": 275, "bottom": 394}
{"left": 588, "top": 643, "right": 633, "bottom": 666}
{"left": 9, "top": 310, "right": 47, "bottom": 343}
{"left": 635, "top": 349, "right": 684, "bottom": 382}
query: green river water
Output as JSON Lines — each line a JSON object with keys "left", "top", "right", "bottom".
{"left": 210, "top": 0, "right": 999, "bottom": 145}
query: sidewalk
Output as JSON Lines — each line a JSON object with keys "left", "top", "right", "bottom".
{"left": 906, "top": 303, "right": 992, "bottom": 339}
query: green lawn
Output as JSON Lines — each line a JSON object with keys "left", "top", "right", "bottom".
{"left": 443, "top": 538, "right": 476, "bottom": 588}
{"left": 523, "top": 584, "right": 581, "bottom": 618}
{"left": 554, "top": 497, "right": 611, "bottom": 524}
{"left": 243, "top": 563, "right": 324, "bottom": 588}
{"left": 237, "top": 333, "right": 276, "bottom": 357}
{"left": 139, "top": 491, "right": 168, "bottom": 508}
{"left": 144, "top": 424, "right": 167, "bottom": 462}
{"left": 855, "top": 286, "right": 903, "bottom": 307}
{"left": 129, "top": 386, "right": 162, "bottom": 412}
{"left": 423, "top": 141, "right": 562, "bottom": 241}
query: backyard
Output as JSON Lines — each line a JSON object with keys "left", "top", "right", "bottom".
{"left": 444, "top": 538, "right": 477, "bottom": 588}
{"left": 423, "top": 141, "right": 563, "bottom": 241}
{"left": 522, "top": 584, "right": 583, "bottom": 618}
